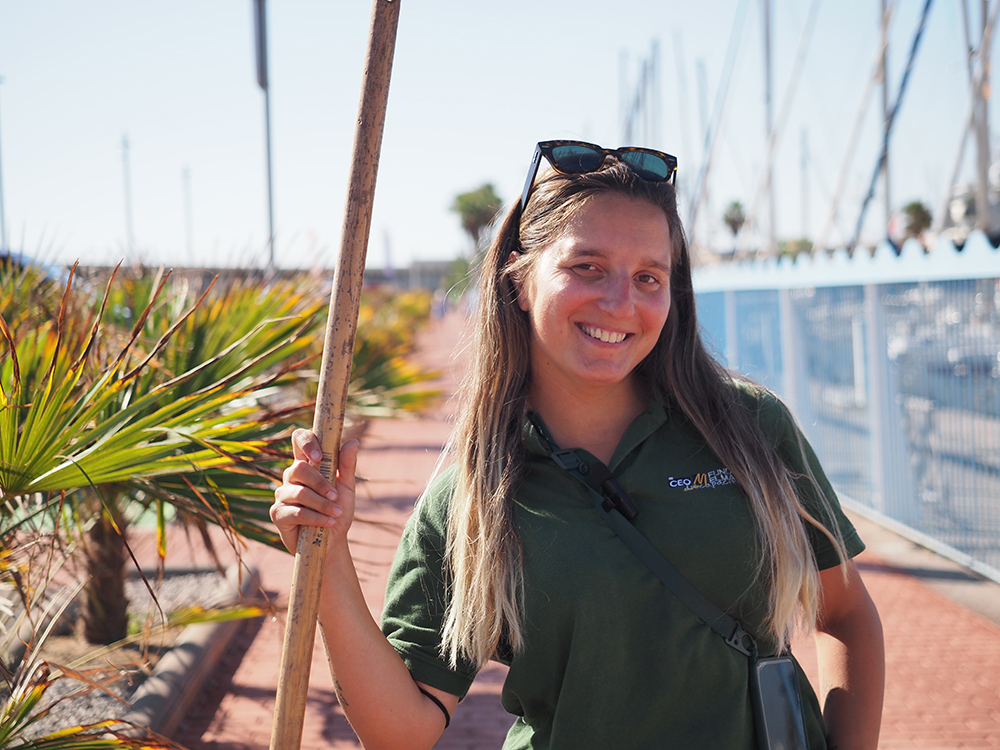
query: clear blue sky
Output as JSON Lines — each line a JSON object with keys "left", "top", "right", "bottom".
{"left": 0, "top": 0, "right": 992, "bottom": 269}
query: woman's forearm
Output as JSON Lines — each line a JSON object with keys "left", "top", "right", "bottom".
{"left": 314, "top": 540, "right": 451, "bottom": 750}
{"left": 814, "top": 593, "right": 885, "bottom": 750}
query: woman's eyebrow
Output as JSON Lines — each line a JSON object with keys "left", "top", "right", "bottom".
{"left": 641, "top": 258, "right": 672, "bottom": 274}
{"left": 563, "top": 248, "right": 605, "bottom": 260}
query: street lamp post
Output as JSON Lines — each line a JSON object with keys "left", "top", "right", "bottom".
{"left": 254, "top": 0, "right": 275, "bottom": 269}
{"left": 0, "top": 77, "right": 8, "bottom": 254}
{"left": 122, "top": 134, "right": 135, "bottom": 257}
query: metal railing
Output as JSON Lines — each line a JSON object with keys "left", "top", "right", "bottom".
{"left": 694, "top": 234, "right": 1000, "bottom": 582}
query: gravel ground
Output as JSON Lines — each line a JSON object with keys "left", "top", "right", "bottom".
{"left": 21, "top": 570, "right": 234, "bottom": 740}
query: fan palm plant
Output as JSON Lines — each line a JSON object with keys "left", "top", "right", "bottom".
{"left": 1, "top": 263, "right": 441, "bottom": 744}
{"left": 1, "top": 266, "right": 319, "bottom": 642}
{"left": 0, "top": 255, "right": 64, "bottom": 333}
{"left": 2, "top": 264, "right": 440, "bottom": 644}
{"left": 344, "top": 288, "right": 440, "bottom": 418}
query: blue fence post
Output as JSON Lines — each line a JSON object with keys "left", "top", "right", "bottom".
{"left": 778, "top": 288, "right": 815, "bottom": 437}
{"left": 864, "top": 283, "right": 916, "bottom": 522}
{"left": 724, "top": 289, "right": 739, "bottom": 370}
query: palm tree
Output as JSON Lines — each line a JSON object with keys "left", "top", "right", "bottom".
{"left": 450, "top": 184, "right": 502, "bottom": 255}
{"left": 723, "top": 201, "right": 746, "bottom": 238}
{"left": 1, "top": 266, "right": 305, "bottom": 642}
{"left": 902, "top": 200, "right": 932, "bottom": 240}
{"left": 2, "top": 265, "right": 439, "bottom": 643}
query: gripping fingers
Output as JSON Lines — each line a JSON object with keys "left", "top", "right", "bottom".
{"left": 271, "top": 439, "right": 361, "bottom": 548}
{"left": 291, "top": 428, "right": 323, "bottom": 465}
{"left": 273, "top": 479, "right": 342, "bottom": 519}
{"left": 282, "top": 459, "right": 338, "bottom": 502}
{"left": 271, "top": 483, "right": 342, "bottom": 554}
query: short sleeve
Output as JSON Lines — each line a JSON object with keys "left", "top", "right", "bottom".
{"left": 740, "top": 384, "right": 866, "bottom": 570}
{"left": 380, "top": 466, "right": 478, "bottom": 698}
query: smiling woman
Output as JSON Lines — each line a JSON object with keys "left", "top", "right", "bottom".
{"left": 270, "top": 150, "right": 885, "bottom": 750}
{"left": 509, "top": 193, "right": 673, "bottom": 458}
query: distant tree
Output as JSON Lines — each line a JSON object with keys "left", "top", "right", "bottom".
{"left": 723, "top": 201, "right": 746, "bottom": 237}
{"left": 778, "top": 238, "right": 813, "bottom": 257}
{"left": 902, "top": 200, "right": 933, "bottom": 239}
{"left": 451, "top": 184, "right": 502, "bottom": 254}
{"left": 443, "top": 255, "right": 472, "bottom": 302}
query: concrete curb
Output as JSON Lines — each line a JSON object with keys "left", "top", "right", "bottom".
{"left": 125, "top": 563, "right": 261, "bottom": 736}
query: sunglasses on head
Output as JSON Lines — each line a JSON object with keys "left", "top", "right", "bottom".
{"left": 520, "top": 140, "right": 678, "bottom": 212}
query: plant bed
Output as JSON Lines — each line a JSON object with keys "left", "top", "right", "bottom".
{"left": 21, "top": 564, "right": 262, "bottom": 740}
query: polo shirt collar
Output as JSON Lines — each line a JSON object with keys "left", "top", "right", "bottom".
{"left": 523, "top": 397, "right": 668, "bottom": 471}
{"left": 523, "top": 413, "right": 555, "bottom": 457}
{"left": 610, "top": 397, "right": 667, "bottom": 469}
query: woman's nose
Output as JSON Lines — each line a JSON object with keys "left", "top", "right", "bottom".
{"left": 598, "top": 274, "right": 635, "bottom": 317}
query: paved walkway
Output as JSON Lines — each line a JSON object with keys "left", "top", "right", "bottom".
{"left": 167, "top": 312, "right": 1000, "bottom": 750}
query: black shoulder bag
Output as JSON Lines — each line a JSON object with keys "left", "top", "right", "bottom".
{"left": 534, "top": 425, "right": 809, "bottom": 750}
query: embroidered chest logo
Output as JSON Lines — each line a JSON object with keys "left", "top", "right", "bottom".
{"left": 668, "top": 468, "right": 738, "bottom": 491}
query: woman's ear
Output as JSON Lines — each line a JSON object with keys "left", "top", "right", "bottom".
{"left": 507, "top": 251, "right": 530, "bottom": 311}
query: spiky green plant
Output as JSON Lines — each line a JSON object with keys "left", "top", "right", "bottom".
{"left": 0, "top": 256, "right": 64, "bottom": 334}
{"left": 0, "top": 267, "right": 313, "bottom": 642}
{"left": 345, "top": 288, "right": 440, "bottom": 418}
{"left": 2, "top": 266, "right": 441, "bottom": 643}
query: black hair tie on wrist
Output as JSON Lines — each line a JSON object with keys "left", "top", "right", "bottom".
{"left": 418, "top": 686, "right": 451, "bottom": 729}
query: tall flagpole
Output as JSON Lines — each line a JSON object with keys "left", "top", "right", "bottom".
{"left": 0, "top": 77, "right": 7, "bottom": 254}
{"left": 122, "top": 134, "right": 135, "bottom": 257}
{"left": 254, "top": 0, "right": 275, "bottom": 268}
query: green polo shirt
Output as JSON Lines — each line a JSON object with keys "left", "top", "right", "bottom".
{"left": 381, "top": 384, "right": 864, "bottom": 749}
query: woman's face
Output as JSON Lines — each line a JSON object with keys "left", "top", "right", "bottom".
{"left": 516, "top": 192, "right": 673, "bottom": 398}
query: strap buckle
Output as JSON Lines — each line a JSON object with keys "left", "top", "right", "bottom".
{"left": 601, "top": 477, "right": 639, "bottom": 521}
{"left": 550, "top": 448, "right": 581, "bottom": 471}
{"left": 724, "top": 621, "right": 757, "bottom": 658}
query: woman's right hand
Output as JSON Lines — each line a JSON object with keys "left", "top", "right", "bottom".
{"left": 270, "top": 428, "right": 361, "bottom": 554}
{"left": 271, "top": 429, "right": 458, "bottom": 750}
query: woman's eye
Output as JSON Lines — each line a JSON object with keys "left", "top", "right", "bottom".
{"left": 636, "top": 273, "right": 660, "bottom": 285}
{"left": 573, "top": 263, "right": 601, "bottom": 275}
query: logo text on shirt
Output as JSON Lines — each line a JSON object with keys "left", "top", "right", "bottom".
{"left": 668, "top": 468, "right": 738, "bottom": 491}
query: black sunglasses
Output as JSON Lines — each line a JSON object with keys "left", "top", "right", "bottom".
{"left": 520, "top": 140, "right": 678, "bottom": 212}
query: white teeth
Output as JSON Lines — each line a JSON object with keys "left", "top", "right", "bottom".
{"left": 581, "top": 325, "right": 627, "bottom": 344}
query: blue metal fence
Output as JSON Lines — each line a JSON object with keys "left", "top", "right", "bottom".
{"left": 694, "top": 235, "right": 1000, "bottom": 581}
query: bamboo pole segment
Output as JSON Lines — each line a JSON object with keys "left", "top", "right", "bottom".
{"left": 268, "top": 2, "right": 401, "bottom": 749}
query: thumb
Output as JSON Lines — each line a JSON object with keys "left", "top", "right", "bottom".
{"left": 337, "top": 439, "right": 360, "bottom": 493}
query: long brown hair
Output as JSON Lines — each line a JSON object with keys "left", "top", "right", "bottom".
{"left": 440, "top": 162, "right": 846, "bottom": 668}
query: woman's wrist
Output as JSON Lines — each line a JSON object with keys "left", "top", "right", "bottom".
{"left": 318, "top": 536, "right": 364, "bottom": 602}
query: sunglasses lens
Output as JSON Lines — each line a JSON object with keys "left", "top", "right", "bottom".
{"left": 549, "top": 144, "right": 604, "bottom": 173}
{"left": 620, "top": 151, "right": 671, "bottom": 180}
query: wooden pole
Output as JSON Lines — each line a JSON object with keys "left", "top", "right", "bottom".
{"left": 268, "top": 2, "right": 401, "bottom": 748}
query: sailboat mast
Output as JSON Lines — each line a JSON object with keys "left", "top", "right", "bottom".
{"left": 880, "top": 0, "right": 892, "bottom": 235}
{"left": 762, "top": 0, "right": 776, "bottom": 254}
{"left": 975, "top": 0, "right": 993, "bottom": 233}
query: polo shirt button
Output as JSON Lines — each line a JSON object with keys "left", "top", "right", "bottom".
{"left": 578, "top": 463, "right": 590, "bottom": 475}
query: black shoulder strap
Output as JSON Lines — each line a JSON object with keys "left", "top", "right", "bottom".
{"left": 529, "top": 416, "right": 756, "bottom": 658}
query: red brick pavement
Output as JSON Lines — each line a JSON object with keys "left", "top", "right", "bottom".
{"left": 791, "top": 552, "right": 1000, "bottom": 749}
{"left": 165, "top": 312, "right": 1000, "bottom": 750}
